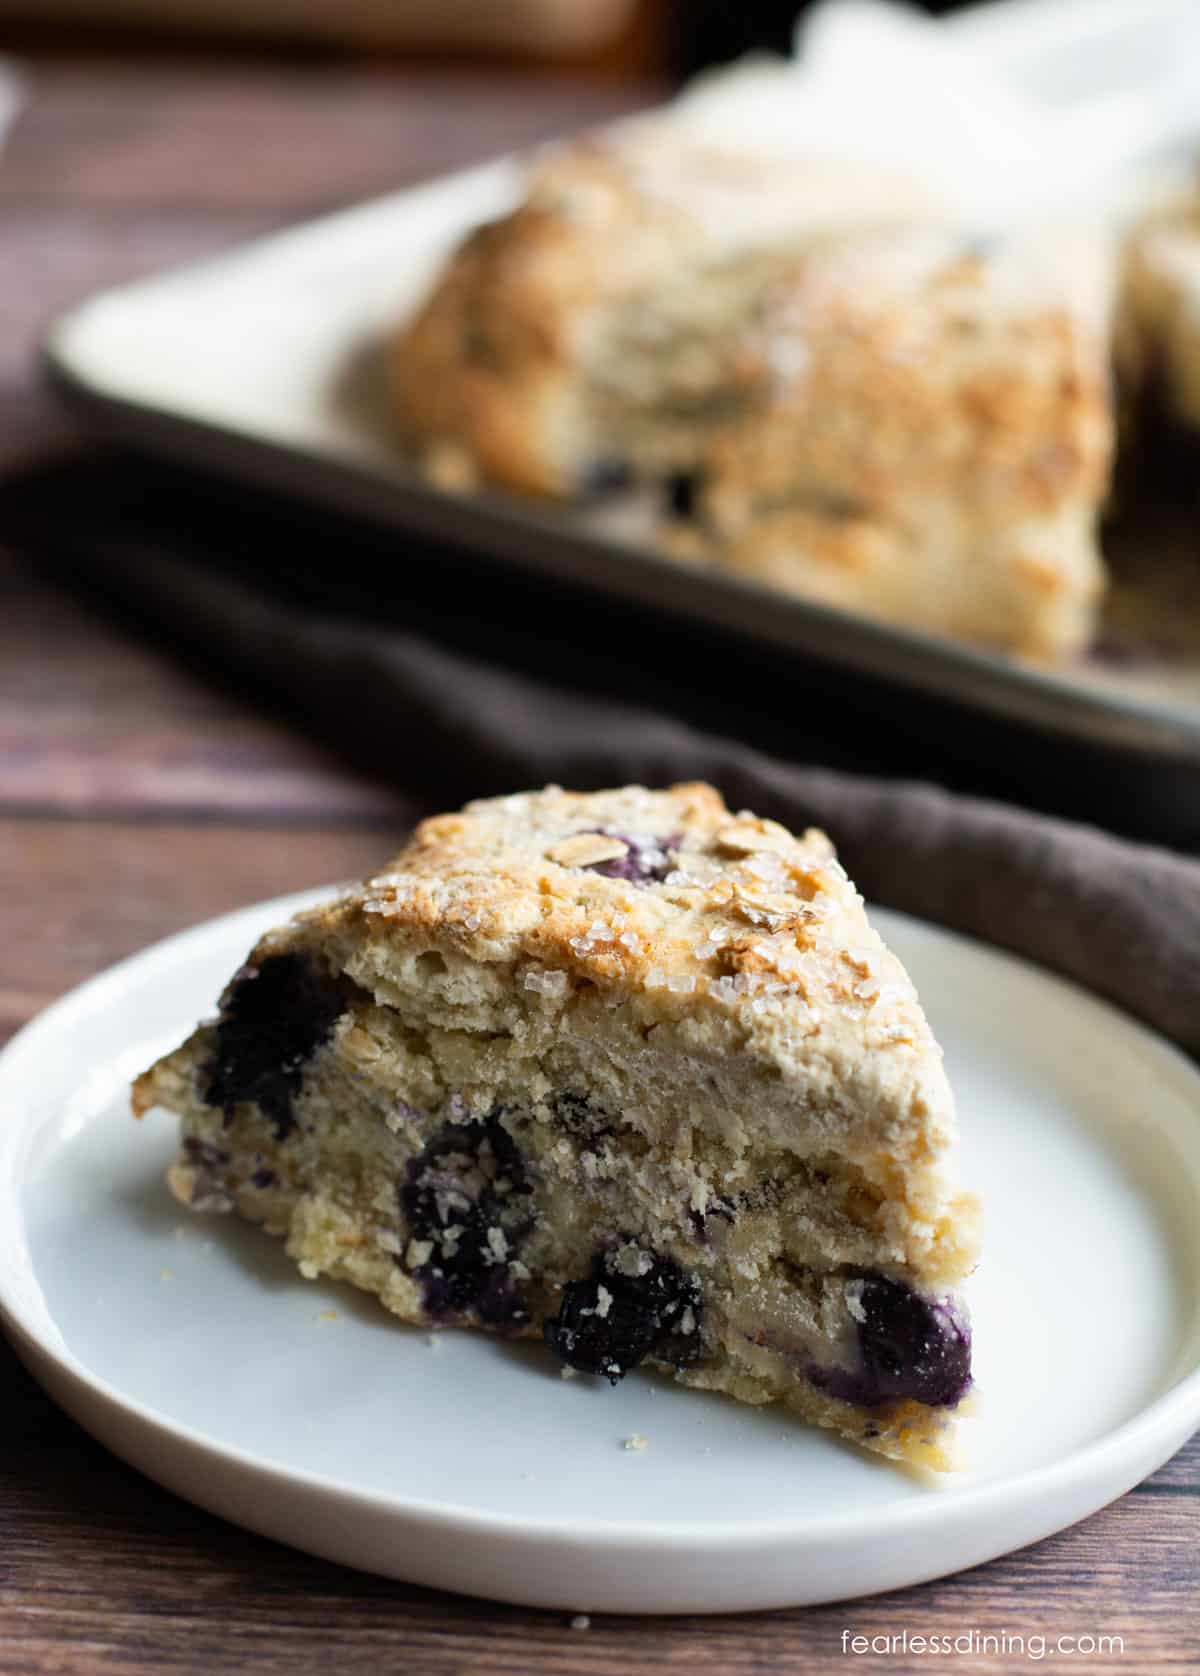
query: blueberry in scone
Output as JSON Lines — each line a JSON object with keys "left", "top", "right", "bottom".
{"left": 134, "top": 782, "right": 981, "bottom": 1470}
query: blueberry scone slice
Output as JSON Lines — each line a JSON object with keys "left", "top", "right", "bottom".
{"left": 134, "top": 783, "right": 981, "bottom": 1471}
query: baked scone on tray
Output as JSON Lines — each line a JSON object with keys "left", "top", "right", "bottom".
{"left": 134, "top": 783, "right": 981, "bottom": 1472}
{"left": 391, "top": 124, "right": 1115, "bottom": 662}
{"left": 682, "top": 233, "right": 1114, "bottom": 663}
{"left": 393, "top": 124, "right": 936, "bottom": 498}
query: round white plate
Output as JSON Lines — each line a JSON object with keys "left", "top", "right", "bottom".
{"left": 1, "top": 891, "right": 1198, "bottom": 1614}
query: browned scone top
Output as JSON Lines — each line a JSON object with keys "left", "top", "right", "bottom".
{"left": 391, "top": 123, "right": 938, "bottom": 497}
{"left": 390, "top": 122, "right": 1114, "bottom": 662}
{"left": 691, "top": 234, "right": 1114, "bottom": 661}
{"left": 135, "top": 781, "right": 977, "bottom": 1270}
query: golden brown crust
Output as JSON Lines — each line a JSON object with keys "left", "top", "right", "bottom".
{"left": 326, "top": 782, "right": 937, "bottom": 1057}
{"left": 134, "top": 782, "right": 981, "bottom": 1472}
{"left": 139, "top": 783, "right": 978, "bottom": 1265}
{"left": 391, "top": 127, "right": 937, "bottom": 497}
{"left": 391, "top": 124, "right": 1112, "bottom": 661}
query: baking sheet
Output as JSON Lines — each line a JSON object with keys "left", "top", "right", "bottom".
{"left": 43, "top": 141, "right": 1200, "bottom": 767}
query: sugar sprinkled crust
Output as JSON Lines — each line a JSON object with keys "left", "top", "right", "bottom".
{"left": 135, "top": 782, "right": 981, "bottom": 1472}
{"left": 391, "top": 125, "right": 937, "bottom": 499}
{"left": 685, "top": 235, "right": 1113, "bottom": 662}
{"left": 391, "top": 125, "right": 1113, "bottom": 662}
{"left": 335, "top": 783, "right": 968, "bottom": 1239}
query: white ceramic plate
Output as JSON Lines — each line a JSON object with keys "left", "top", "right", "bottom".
{"left": 1, "top": 889, "right": 1198, "bottom": 1614}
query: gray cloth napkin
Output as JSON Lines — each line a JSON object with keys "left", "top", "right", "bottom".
{"left": 11, "top": 455, "right": 1200, "bottom": 1058}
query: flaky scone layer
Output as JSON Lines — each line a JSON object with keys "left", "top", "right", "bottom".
{"left": 135, "top": 783, "right": 981, "bottom": 1470}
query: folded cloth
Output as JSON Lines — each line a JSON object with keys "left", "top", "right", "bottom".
{"left": 8, "top": 453, "right": 1200, "bottom": 1057}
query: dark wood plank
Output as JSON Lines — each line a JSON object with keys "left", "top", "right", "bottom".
{"left": 0, "top": 553, "right": 410, "bottom": 821}
{"left": 0, "top": 57, "right": 662, "bottom": 471}
{"left": 0, "top": 203, "right": 273, "bottom": 384}
{"left": 0, "top": 56, "right": 662, "bottom": 212}
{"left": 0, "top": 818, "right": 409, "bottom": 1044}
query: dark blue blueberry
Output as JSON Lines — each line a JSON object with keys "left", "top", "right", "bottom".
{"left": 809, "top": 1273, "right": 971, "bottom": 1409}
{"left": 688, "top": 1195, "right": 736, "bottom": 1245}
{"left": 401, "top": 1116, "right": 533, "bottom": 1328}
{"left": 183, "top": 1136, "right": 230, "bottom": 1170}
{"left": 250, "top": 1166, "right": 278, "bottom": 1190}
{"left": 544, "top": 1245, "right": 703, "bottom": 1382}
{"left": 578, "top": 830, "right": 678, "bottom": 885}
{"left": 664, "top": 469, "right": 701, "bottom": 521}
{"left": 550, "top": 1091, "right": 614, "bottom": 1149}
{"left": 203, "top": 954, "right": 360, "bottom": 1140}
{"left": 181, "top": 1136, "right": 234, "bottom": 1211}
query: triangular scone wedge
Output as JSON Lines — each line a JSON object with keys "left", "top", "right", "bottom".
{"left": 134, "top": 782, "right": 981, "bottom": 1471}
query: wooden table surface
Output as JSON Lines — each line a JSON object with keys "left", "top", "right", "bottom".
{"left": 1, "top": 51, "right": 1196, "bottom": 1675}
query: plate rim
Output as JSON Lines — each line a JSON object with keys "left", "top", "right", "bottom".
{"left": 2, "top": 885, "right": 1199, "bottom": 1557}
